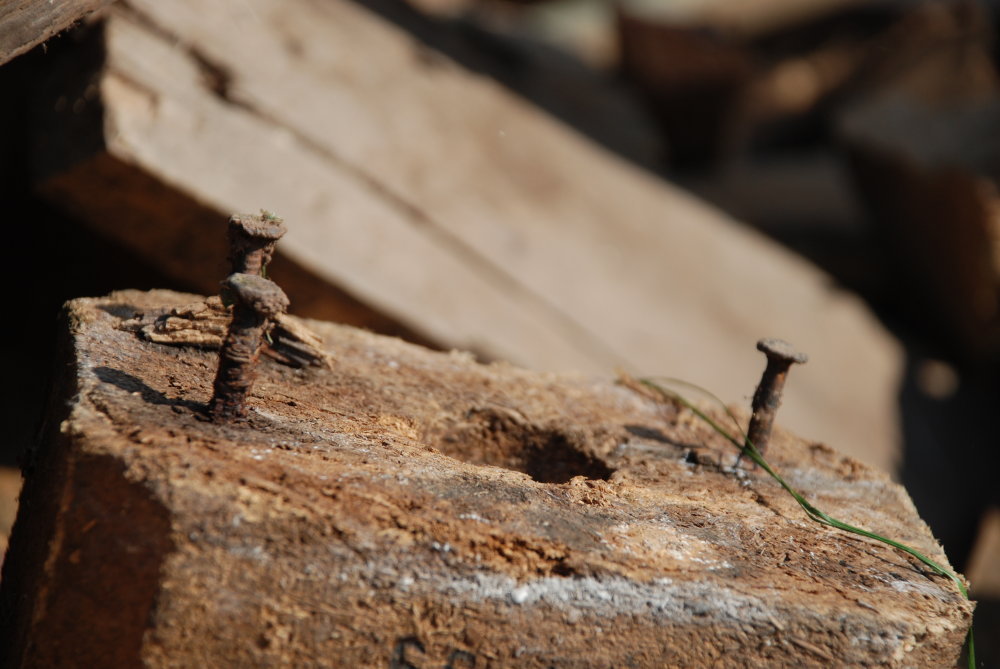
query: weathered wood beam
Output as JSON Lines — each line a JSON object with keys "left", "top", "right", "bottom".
{"left": 0, "top": 290, "right": 973, "bottom": 667}
{"left": 0, "top": 0, "right": 113, "bottom": 65}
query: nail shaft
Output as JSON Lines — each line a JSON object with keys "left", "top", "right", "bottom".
{"left": 228, "top": 211, "right": 287, "bottom": 276}
{"left": 209, "top": 273, "right": 289, "bottom": 422}
{"left": 740, "top": 338, "right": 807, "bottom": 466}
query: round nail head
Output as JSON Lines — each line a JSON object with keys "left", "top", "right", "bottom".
{"left": 229, "top": 212, "right": 287, "bottom": 241}
{"left": 757, "top": 338, "right": 808, "bottom": 364}
{"left": 223, "top": 273, "right": 289, "bottom": 316}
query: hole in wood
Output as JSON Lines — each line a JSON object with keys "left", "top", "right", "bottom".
{"left": 431, "top": 408, "right": 614, "bottom": 484}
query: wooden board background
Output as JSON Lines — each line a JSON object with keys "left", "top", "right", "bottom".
{"left": 33, "top": 0, "right": 902, "bottom": 471}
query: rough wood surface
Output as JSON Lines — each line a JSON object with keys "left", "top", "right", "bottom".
{"left": 0, "top": 290, "right": 971, "bottom": 667}
{"left": 31, "top": 0, "right": 903, "bottom": 472}
{"left": 0, "top": 0, "right": 113, "bottom": 65}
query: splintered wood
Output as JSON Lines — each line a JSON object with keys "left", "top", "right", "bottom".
{"left": 137, "top": 296, "right": 332, "bottom": 369}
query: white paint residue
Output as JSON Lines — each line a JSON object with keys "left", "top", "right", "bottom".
{"left": 511, "top": 586, "right": 531, "bottom": 605}
{"left": 229, "top": 544, "right": 270, "bottom": 562}
{"left": 610, "top": 520, "right": 726, "bottom": 568}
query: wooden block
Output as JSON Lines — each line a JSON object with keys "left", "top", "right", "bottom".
{"left": 840, "top": 95, "right": 1000, "bottom": 359}
{"left": 0, "top": 290, "right": 972, "bottom": 667}
{"left": 0, "top": 467, "right": 20, "bottom": 567}
{"left": 620, "top": 0, "right": 871, "bottom": 38}
{"left": 618, "top": 0, "right": 995, "bottom": 160}
{"left": 31, "top": 1, "right": 902, "bottom": 472}
{"left": 968, "top": 506, "right": 1000, "bottom": 599}
{"left": 0, "top": 0, "right": 113, "bottom": 65}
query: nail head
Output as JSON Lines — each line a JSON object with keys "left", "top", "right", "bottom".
{"left": 757, "top": 338, "right": 808, "bottom": 365}
{"left": 222, "top": 273, "right": 289, "bottom": 316}
{"left": 229, "top": 212, "right": 287, "bottom": 241}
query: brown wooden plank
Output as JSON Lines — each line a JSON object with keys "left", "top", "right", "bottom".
{"left": 0, "top": 290, "right": 972, "bottom": 666}
{"left": 0, "top": 0, "right": 113, "bottom": 65}
{"left": 840, "top": 94, "right": 1000, "bottom": 359}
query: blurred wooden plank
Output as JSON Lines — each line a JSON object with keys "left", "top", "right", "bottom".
{"left": 33, "top": 0, "right": 902, "bottom": 471}
{"left": 840, "top": 94, "right": 1000, "bottom": 359}
{"left": 968, "top": 506, "right": 1000, "bottom": 599}
{"left": 617, "top": 0, "right": 995, "bottom": 166}
{"left": 0, "top": 466, "right": 21, "bottom": 570}
{"left": 0, "top": 0, "right": 113, "bottom": 65}
{"left": 618, "top": 0, "right": 872, "bottom": 38}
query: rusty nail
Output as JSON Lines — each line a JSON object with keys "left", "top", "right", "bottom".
{"left": 737, "top": 338, "right": 808, "bottom": 468}
{"left": 227, "top": 211, "right": 287, "bottom": 276}
{"left": 209, "top": 273, "right": 289, "bottom": 422}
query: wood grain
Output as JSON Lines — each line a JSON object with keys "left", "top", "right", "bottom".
{"left": 0, "top": 0, "right": 113, "bottom": 65}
